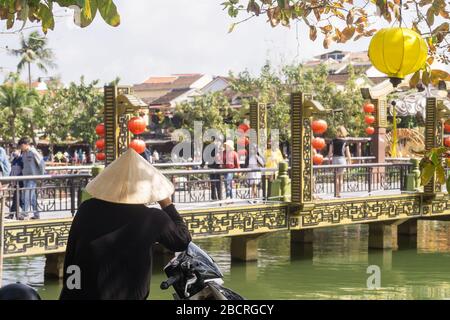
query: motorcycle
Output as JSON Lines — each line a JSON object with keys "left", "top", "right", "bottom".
{"left": 160, "top": 242, "right": 245, "bottom": 300}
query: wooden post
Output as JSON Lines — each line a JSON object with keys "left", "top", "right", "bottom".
{"left": 290, "top": 92, "right": 313, "bottom": 206}
{"left": 356, "top": 142, "right": 362, "bottom": 164}
{"left": 103, "top": 86, "right": 144, "bottom": 166}
{"left": 424, "top": 97, "right": 444, "bottom": 194}
{"left": 368, "top": 98, "right": 388, "bottom": 164}
{"left": 249, "top": 101, "right": 267, "bottom": 150}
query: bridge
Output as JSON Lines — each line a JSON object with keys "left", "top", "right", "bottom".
{"left": 1, "top": 160, "right": 449, "bottom": 279}
{"left": 1, "top": 84, "right": 450, "bottom": 280}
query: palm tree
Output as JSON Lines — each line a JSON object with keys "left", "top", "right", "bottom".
{"left": 0, "top": 73, "right": 39, "bottom": 143}
{"left": 9, "top": 31, "right": 56, "bottom": 89}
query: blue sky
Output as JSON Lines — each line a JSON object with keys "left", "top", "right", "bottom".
{"left": 0, "top": 0, "right": 373, "bottom": 85}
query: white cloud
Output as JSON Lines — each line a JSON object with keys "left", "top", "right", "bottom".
{"left": 0, "top": 0, "right": 370, "bottom": 85}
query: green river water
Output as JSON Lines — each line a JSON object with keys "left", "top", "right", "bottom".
{"left": 2, "top": 220, "right": 450, "bottom": 300}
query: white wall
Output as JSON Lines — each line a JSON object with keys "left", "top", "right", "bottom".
{"left": 201, "top": 78, "right": 230, "bottom": 94}
{"left": 190, "top": 75, "right": 214, "bottom": 89}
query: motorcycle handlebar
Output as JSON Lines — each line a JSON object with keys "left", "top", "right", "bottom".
{"left": 160, "top": 275, "right": 181, "bottom": 290}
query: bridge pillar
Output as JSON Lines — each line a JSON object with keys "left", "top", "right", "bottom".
{"left": 290, "top": 229, "right": 314, "bottom": 259}
{"left": 398, "top": 219, "right": 418, "bottom": 236}
{"left": 44, "top": 253, "right": 65, "bottom": 279}
{"left": 230, "top": 234, "right": 261, "bottom": 262}
{"left": 368, "top": 223, "right": 397, "bottom": 250}
{"left": 396, "top": 219, "right": 418, "bottom": 249}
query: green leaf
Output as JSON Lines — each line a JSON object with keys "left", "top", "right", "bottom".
{"left": 422, "top": 69, "right": 430, "bottom": 86}
{"left": 6, "top": 13, "right": 15, "bottom": 29}
{"left": 431, "top": 146, "right": 447, "bottom": 156}
{"left": 80, "top": 0, "right": 98, "bottom": 27}
{"left": 420, "top": 162, "right": 436, "bottom": 186}
{"left": 431, "top": 151, "right": 440, "bottom": 166}
{"left": 426, "top": 7, "right": 435, "bottom": 25}
{"left": 97, "top": 0, "right": 120, "bottom": 27}
{"left": 436, "top": 165, "right": 446, "bottom": 184}
{"left": 38, "top": 3, "right": 55, "bottom": 33}
{"left": 409, "top": 70, "right": 420, "bottom": 88}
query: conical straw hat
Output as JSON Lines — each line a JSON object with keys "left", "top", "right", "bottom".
{"left": 85, "top": 148, "right": 174, "bottom": 204}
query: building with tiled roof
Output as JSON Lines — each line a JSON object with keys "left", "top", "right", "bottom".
{"left": 133, "top": 73, "right": 212, "bottom": 106}
{"left": 305, "top": 50, "right": 388, "bottom": 89}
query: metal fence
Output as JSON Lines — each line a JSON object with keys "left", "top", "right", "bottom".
{"left": 0, "top": 162, "right": 415, "bottom": 220}
{"left": 163, "top": 168, "right": 278, "bottom": 203}
{"left": 0, "top": 174, "right": 90, "bottom": 220}
{"left": 313, "top": 163, "right": 412, "bottom": 197}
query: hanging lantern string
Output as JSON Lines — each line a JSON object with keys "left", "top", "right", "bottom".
{"left": 399, "top": 0, "right": 402, "bottom": 27}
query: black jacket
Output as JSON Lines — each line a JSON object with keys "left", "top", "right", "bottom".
{"left": 59, "top": 198, "right": 191, "bottom": 300}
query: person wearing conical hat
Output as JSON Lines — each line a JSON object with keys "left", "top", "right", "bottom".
{"left": 59, "top": 149, "right": 191, "bottom": 300}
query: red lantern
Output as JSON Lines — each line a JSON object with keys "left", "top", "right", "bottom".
{"left": 363, "top": 103, "right": 375, "bottom": 113}
{"left": 129, "top": 139, "right": 146, "bottom": 154}
{"left": 96, "top": 152, "right": 106, "bottom": 161}
{"left": 313, "top": 154, "right": 324, "bottom": 165}
{"left": 128, "top": 117, "right": 146, "bottom": 135}
{"left": 238, "top": 123, "right": 250, "bottom": 133}
{"left": 237, "top": 137, "right": 249, "bottom": 147}
{"left": 312, "top": 120, "right": 327, "bottom": 134}
{"left": 365, "top": 115, "right": 375, "bottom": 125}
{"left": 238, "top": 149, "right": 247, "bottom": 156}
{"left": 312, "top": 137, "right": 326, "bottom": 150}
{"left": 95, "top": 139, "right": 105, "bottom": 150}
{"left": 445, "top": 137, "right": 450, "bottom": 147}
{"left": 445, "top": 123, "right": 450, "bottom": 133}
{"left": 95, "top": 123, "right": 105, "bottom": 136}
{"left": 366, "top": 127, "right": 375, "bottom": 135}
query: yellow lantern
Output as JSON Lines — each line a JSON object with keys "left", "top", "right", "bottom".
{"left": 368, "top": 27, "right": 428, "bottom": 86}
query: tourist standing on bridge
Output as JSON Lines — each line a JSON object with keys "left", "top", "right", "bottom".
{"left": 207, "top": 141, "right": 223, "bottom": 201}
{"left": 222, "top": 140, "right": 240, "bottom": 199}
{"left": 0, "top": 144, "right": 11, "bottom": 200}
{"left": 327, "top": 126, "right": 352, "bottom": 198}
{"left": 18, "top": 137, "right": 45, "bottom": 220}
{"left": 245, "top": 143, "right": 265, "bottom": 199}
{"left": 139, "top": 146, "right": 153, "bottom": 163}
{"left": 9, "top": 150, "right": 24, "bottom": 217}
{"left": 59, "top": 149, "right": 191, "bottom": 300}
{"left": 264, "top": 140, "right": 284, "bottom": 199}
{"left": 0, "top": 144, "right": 11, "bottom": 180}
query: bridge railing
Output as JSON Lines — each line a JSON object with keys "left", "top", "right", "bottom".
{"left": 162, "top": 167, "right": 278, "bottom": 203}
{"left": 0, "top": 174, "right": 90, "bottom": 220}
{"left": 0, "top": 168, "right": 279, "bottom": 220}
{"left": 313, "top": 162, "right": 412, "bottom": 197}
{"left": 0, "top": 162, "right": 414, "bottom": 220}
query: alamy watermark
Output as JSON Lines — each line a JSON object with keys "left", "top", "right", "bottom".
{"left": 66, "top": 265, "right": 81, "bottom": 290}
{"left": 170, "top": 121, "right": 280, "bottom": 165}
{"left": 366, "top": 265, "right": 381, "bottom": 289}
